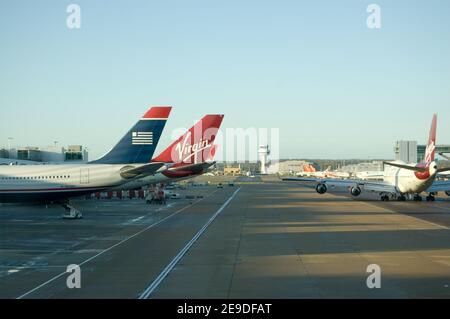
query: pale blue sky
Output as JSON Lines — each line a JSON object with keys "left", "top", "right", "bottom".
{"left": 1, "top": 1, "right": 449, "bottom": 160}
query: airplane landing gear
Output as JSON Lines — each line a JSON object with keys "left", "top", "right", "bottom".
{"left": 426, "top": 194, "right": 436, "bottom": 202}
{"left": 413, "top": 194, "right": 423, "bottom": 202}
{"left": 397, "top": 195, "right": 406, "bottom": 201}
{"left": 381, "top": 194, "right": 390, "bottom": 202}
{"left": 62, "top": 203, "right": 83, "bottom": 219}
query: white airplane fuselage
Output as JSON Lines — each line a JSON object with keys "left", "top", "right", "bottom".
{"left": 0, "top": 164, "right": 143, "bottom": 203}
{"left": 0, "top": 106, "right": 173, "bottom": 205}
{"left": 383, "top": 161, "right": 438, "bottom": 194}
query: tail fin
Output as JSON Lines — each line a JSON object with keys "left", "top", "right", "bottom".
{"left": 424, "top": 114, "right": 437, "bottom": 165}
{"left": 152, "top": 114, "right": 224, "bottom": 164}
{"left": 90, "top": 106, "right": 172, "bottom": 164}
{"left": 302, "top": 164, "right": 316, "bottom": 173}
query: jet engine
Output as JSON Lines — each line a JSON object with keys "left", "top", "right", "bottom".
{"left": 350, "top": 186, "right": 362, "bottom": 197}
{"left": 316, "top": 183, "right": 327, "bottom": 194}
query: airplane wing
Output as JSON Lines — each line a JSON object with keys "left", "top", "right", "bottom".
{"left": 427, "top": 180, "right": 450, "bottom": 193}
{"left": 120, "top": 162, "right": 169, "bottom": 179}
{"left": 384, "top": 160, "right": 450, "bottom": 174}
{"left": 383, "top": 161, "right": 428, "bottom": 172}
{"left": 437, "top": 162, "right": 450, "bottom": 173}
{"left": 283, "top": 177, "right": 398, "bottom": 193}
{"left": 359, "top": 181, "right": 398, "bottom": 193}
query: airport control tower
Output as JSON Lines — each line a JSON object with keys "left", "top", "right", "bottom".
{"left": 258, "top": 145, "right": 270, "bottom": 174}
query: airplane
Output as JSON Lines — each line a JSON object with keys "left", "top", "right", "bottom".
{"left": 0, "top": 106, "right": 172, "bottom": 218}
{"left": 113, "top": 114, "right": 224, "bottom": 191}
{"left": 299, "top": 164, "right": 350, "bottom": 179}
{"left": 283, "top": 114, "right": 450, "bottom": 202}
{"left": 297, "top": 164, "right": 323, "bottom": 177}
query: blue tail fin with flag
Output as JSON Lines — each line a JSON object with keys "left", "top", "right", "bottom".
{"left": 89, "top": 106, "right": 172, "bottom": 164}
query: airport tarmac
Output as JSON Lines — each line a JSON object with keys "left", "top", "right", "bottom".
{"left": 1, "top": 181, "right": 450, "bottom": 299}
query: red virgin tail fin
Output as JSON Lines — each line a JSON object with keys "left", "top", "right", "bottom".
{"left": 424, "top": 114, "right": 437, "bottom": 165}
{"left": 152, "top": 115, "right": 224, "bottom": 164}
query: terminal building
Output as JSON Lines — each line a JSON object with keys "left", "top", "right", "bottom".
{"left": 0, "top": 145, "right": 89, "bottom": 163}
{"left": 223, "top": 166, "right": 242, "bottom": 176}
{"left": 17, "top": 147, "right": 42, "bottom": 162}
{"left": 340, "top": 161, "right": 384, "bottom": 174}
{"left": 394, "top": 141, "right": 450, "bottom": 164}
{"left": 64, "top": 145, "right": 87, "bottom": 161}
{"left": 394, "top": 141, "right": 418, "bottom": 163}
{"left": 418, "top": 144, "right": 450, "bottom": 162}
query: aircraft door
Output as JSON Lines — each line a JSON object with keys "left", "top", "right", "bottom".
{"left": 80, "top": 168, "right": 90, "bottom": 184}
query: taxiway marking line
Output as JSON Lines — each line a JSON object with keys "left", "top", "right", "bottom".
{"left": 131, "top": 216, "right": 145, "bottom": 223}
{"left": 139, "top": 187, "right": 241, "bottom": 299}
{"left": 16, "top": 190, "right": 219, "bottom": 299}
{"left": 362, "top": 201, "right": 450, "bottom": 230}
{"left": 312, "top": 186, "right": 450, "bottom": 231}
{"left": 397, "top": 213, "right": 449, "bottom": 230}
